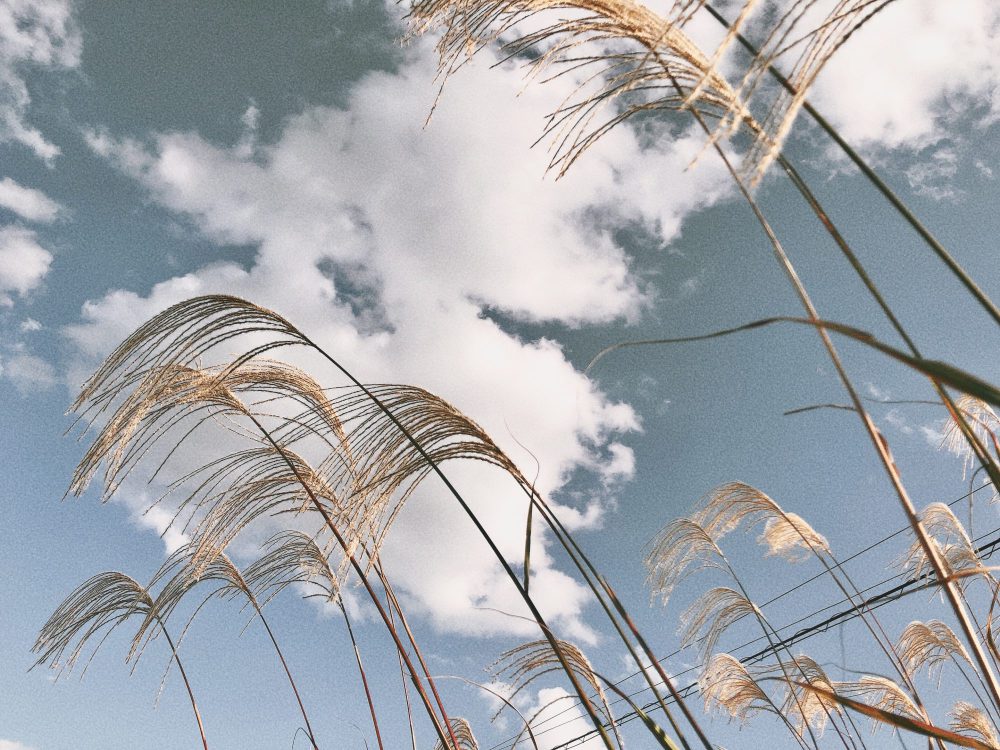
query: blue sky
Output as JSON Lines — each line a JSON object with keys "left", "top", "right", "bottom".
{"left": 1, "top": 2, "right": 1000, "bottom": 749}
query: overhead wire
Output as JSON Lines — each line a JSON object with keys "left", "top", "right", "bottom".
{"left": 549, "top": 516, "right": 1000, "bottom": 749}
{"left": 477, "top": 480, "right": 995, "bottom": 750}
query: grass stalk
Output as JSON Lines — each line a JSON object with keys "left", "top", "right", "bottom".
{"left": 702, "top": 1, "right": 1000, "bottom": 329}
{"left": 246, "top": 413, "right": 461, "bottom": 750}
{"left": 291, "top": 334, "right": 623, "bottom": 750}
{"left": 661, "top": 61, "right": 1000, "bottom": 714}
{"left": 161, "top": 623, "right": 210, "bottom": 750}
{"left": 337, "top": 598, "right": 386, "bottom": 750}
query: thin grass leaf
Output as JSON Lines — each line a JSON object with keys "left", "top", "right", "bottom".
{"left": 586, "top": 315, "right": 1000, "bottom": 410}
{"left": 797, "top": 682, "right": 999, "bottom": 750}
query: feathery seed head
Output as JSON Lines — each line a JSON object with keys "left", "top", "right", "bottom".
{"left": 950, "top": 701, "right": 1000, "bottom": 749}
{"left": 699, "top": 652, "right": 773, "bottom": 723}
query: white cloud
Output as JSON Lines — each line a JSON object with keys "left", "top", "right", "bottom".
{"left": 521, "top": 686, "right": 603, "bottom": 750}
{"left": 20, "top": 317, "right": 41, "bottom": 331}
{"left": 0, "top": 351, "right": 57, "bottom": 392}
{"left": 0, "top": 177, "right": 62, "bottom": 221}
{"left": 813, "top": 0, "right": 1000, "bottom": 149}
{"left": 132, "top": 501, "right": 190, "bottom": 555}
{"left": 69, "top": 39, "right": 736, "bottom": 640}
{"left": 905, "top": 147, "right": 961, "bottom": 201}
{"left": 0, "top": 0, "right": 80, "bottom": 160}
{"left": 0, "top": 225, "right": 52, "bottom": 304}
{"left": 884, "top": 408, "right": 914, "bottom": 436}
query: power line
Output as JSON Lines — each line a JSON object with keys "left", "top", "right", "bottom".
{"left": 548, "top": 522, "right": 1000, "bottom": 750}
{"left": 479, "top": 481, "right": 993, "bottom": 750}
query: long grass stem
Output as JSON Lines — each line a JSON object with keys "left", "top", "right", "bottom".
{"left": 702, "top": 2, "right": 1000, "bottom": 329}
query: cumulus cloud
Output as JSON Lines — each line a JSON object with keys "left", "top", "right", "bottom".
{"left": 813, "top": 0, "right": 1000, "bottom": 149}
{"left": 0, "top": 0, "right": 80, "bottom": 160}
{"left": 0, "top": 225, "right": 52, "bottom": 304}
{"left": 0, "top": 177, "right": 62, "bottom": 221}
{"left": 69, "top": 39, "right": 735, "bottom": 639}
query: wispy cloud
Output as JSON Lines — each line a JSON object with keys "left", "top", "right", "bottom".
{"left": 0, "top": 351, "right": 57, "bottom": 393}
{"left": 0, "top": 738, "right": 39, "bottom": 750}
{"left": 0, "top": 177, "right": 62, "bottom": 222}
{"left": 0, "top": 0, "right": 80, "bottom": 161}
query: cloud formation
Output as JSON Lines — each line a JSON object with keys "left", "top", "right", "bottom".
{"left": 0, "top": 350, "right": 57, "bottom": 393}
{"left": 0, "top": 740, "right": 38, "bottom": 750}
{"left": 0, "top": 225, "right": 52, "bottom": 305}
{"left": 70, "top": 41, "right": 735, "bottom": 639}
{"left": 813, "top": 0, "right": 1000, "bottom": 149}
{"left": 0, "top": 177, "right": 62, "bottom": 222}
{"left": 0, "top": 0, "right": 80, "bottom": 160}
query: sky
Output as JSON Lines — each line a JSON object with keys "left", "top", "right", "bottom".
{"left": 1, "top": 1, "right": 1000, "bottom": 749}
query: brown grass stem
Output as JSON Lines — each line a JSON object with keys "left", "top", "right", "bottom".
{"left": 337, "top": 598, "right": 386, "bottom": 750}
{"left": 702, "top": 1, "right": 1000, "bottom": 329}
{"left": 161, "top": 625, "right": 210, "bottom": 750}
{"left": 292, "top": 333, "right": 622, "bottom": 750}
{"left": 245, "top": 413, "right": 460, "bottom": 750}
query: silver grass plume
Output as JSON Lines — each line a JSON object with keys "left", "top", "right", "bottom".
{"left": 433, "top": 718, "right": 479, "bottom": 750}
{"left": 407, "top": 0, "right": 761, "bottom": 178}
{"left": 645, "top": 517, "right": 726, "bottom": 604}
{"left": 408, "top": 0, "right": 896, "bottom": 183}
{"left": 68, "top": 296, "right": 539, "bottom": 583}
{"left": 33, "top": 571, "right": 161, "bottom": 675}
{"left": 491, "top": 639, "right": 621, "bottom": 746}
{"left": 679, "top": 586, "right": 759, "bottom": 660}
{"left": 694, "top": 481, "right": 829, "bottom": 561}
{"left": 714, "top": 0, "right": 901, "bottom": 184}
{"left": 698, "top": 653, "right": 773, "bottom": 723}
{"left": 130, "top": 545, "right": 259, "bottom": 657}
{"left": 834, "top": 675, "right": 923, "bottom": 733}
{"left": 944, "top": 395, "right": 1000, "bottom": 478}
{"left": 949, "top": 701, "right": 1000, "bottom": 749}
{"left": 897, "top": 620, "right": 973, "bottom": 683}
{"left": 242, "top": 529, "right": 341, "bottom": 605}
{"left": 778, "top": 655, "right": 841, "bottom": 736}
{"left": 899, "top": 502, "right": 987, "bottom": 588}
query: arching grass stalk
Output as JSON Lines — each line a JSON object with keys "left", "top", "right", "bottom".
{"left": 701, "top": 2, "right": 1000, "bottom": 329}
{"left": 386, "top": 586, "right": 419, "bottom": 750}
{"left": 246, "top": 413, "right": 462, "bottom": 750}
{"left": 369, "top": 559, "right": 461, "bottom": 750}
{"left": 770, "top": 152, "right": 1000, "bottom": 493}
{"left": 338, "top": 598, "right": 386, "bottom": 750}
{"left": 667, "top": 522, "right": 853, "bottom": 749}
{"left": 159, "top": 624, "right": 209, "bottom": 750}
{"left": 142, "top": 549, "right": 321, "bottom": 750}
{"left": 511, "top": 481, "right": 710, "bottom": 749}
{"left": 586, "top": 310, "right": 1000, "bottom": 713}
{"left": 628, "top": 53, "right": 1000, "bottom": 711}
{"left": 289, "top": 334, "right": 630, "bottom": 750}
{"left": 33, "top": 572, "right": 209, "bottom": 750}
{"left": 246, "top": 529, "right": 387, "bottom": 750}
{"left": 66, "top": 296, "right": 627, "bottom": 749}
